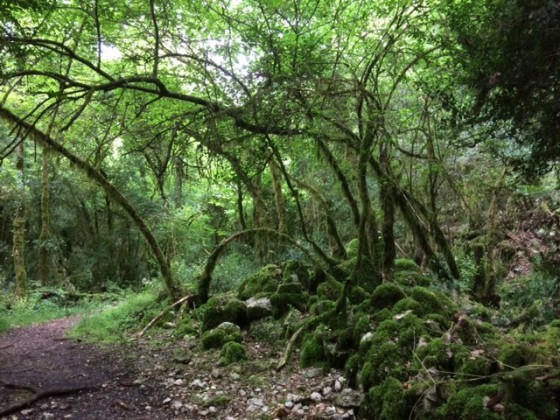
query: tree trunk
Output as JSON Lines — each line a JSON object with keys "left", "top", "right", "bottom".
{"left": 13, "top": 141, "right": 27, "bottom": 297}
{"left": 38, "top": 147, "right": 50, "bottom": 286}
{"left": 269, "top": 160, "right": 288, "bottom": 235}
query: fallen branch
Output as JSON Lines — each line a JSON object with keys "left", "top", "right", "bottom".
{"left": 137, "top": 294, "right": 195, "bottom": 338}
{"left": 0, "top": 383, "right": 96, "bottom": 417}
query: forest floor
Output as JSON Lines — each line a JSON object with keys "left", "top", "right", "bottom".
{"left": 0, "top": 316, "right": 359, "bottom": 419}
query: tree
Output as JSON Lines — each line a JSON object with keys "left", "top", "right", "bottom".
{"left": 448, "top": 0, "right": 560, "bottom": 172}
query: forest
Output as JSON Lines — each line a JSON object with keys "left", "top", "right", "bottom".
{"left": 1, "top": 0, "right": 560, "bottom": 418}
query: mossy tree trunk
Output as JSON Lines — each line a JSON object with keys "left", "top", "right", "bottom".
{"left": 13, "top": 140, "right": 27, "bottom": 297}
{"left": 0, "top": 107, "right": 183, "bottom": 301}
{"left": 484, "top": 168, "right": 507, "bottom": 305}
{"left": 38, "top": 147, "right": 50, "bottom": 286}
{"left": 269, "top": 160, "right": 287, "bottom": 235}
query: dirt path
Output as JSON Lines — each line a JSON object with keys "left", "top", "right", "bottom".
{"left": 0, "top": 317, "right": 361, "bottom": 419}
{"left": 0, "top": 317, "right": 172, "bottom": 420}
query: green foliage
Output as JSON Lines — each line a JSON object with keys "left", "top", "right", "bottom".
{"left": 219, "top": 341, "right": 247, "bottom": 365}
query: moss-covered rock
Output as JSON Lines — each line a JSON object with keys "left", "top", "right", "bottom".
{"left": 317, "top": 277, "right": 344, "bottom": 301}
{"left": 503, "top": 371, "right": 558, "bottom": 419}
{"left": 394, "top": 270, "right": 431, "bottom": 287}
{"left": 371, "top": 283, "right": 406, "bottom": 310}
{"left": 392, "top": 297, "right": 424, "bottom": 317}
{"left": 282, "top": 260, "right": 310, "bottom": 289}
{"left": 394, "top": 258, "right": 420, "bottom": 272}
{"left": 368, "top": 377, "right": 406, "bottom": 420}
{"left": 219, "top": 341, "right": 247, "bottom": 365}
{"left": 276, "top": 282, "right": 303, "bottom": 295}
{"left": 201, "top": 297, "right": 248, "bottom": 331}
{"left": 436, "top": 384, "right": 501, "bottom": 419}
{"left": 201, "top": 322, "right": 242, "bottom": 349}
{"left": 245, "top": 297, "right": 273, "bottom": 321}
{"left": 415, "top": 338, "right": 457, "bottom": 370}
{"left": 310, "top": 299, "right": 336, "bottom": 315}
{"left": 237, "top": 264, "right": 282, "bottom": 301}
{"left": 301, "top": 328, "right": 328, "bottom": 369}
{"left": 349, "top": 286, "right": 369, "bottom": 305}
{"left": 411, "top": 286, "right": 457, "bottom": 318}
{"left": 270, "top": 289, "right": 309, "bottom": 318}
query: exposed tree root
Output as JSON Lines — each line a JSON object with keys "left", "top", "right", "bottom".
{"left": 0, "top": 382, "right": 96, "bottom": 417}
{"left": 276, "top": 325, "right": 306, "bottom": 372}
{"left": 137, "top": 294, "right": 196, "bottom": 338}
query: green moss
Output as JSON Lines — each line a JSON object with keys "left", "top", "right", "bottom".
{"left": 270, "top": 290, "right": 308, "bottom": 317}
{"left": 394, "top": 270, "right": 431, "bottom": 287}
{"left": 437, "top": 384, "right": 501, "bottom": 419}
{"left": 374, "top": 313, "right": 427, "bottom": 349}
{"left": 498, "top": 343, "right": 530, "bottom": 368}
{"left": 317, "top": 277, "right": 344, "bottom": 301}
{"left": 349, "top": 286, "right": 369, "bottom": 305}
{"left": 201, "top": 322, "right": 242, "bottom": 349}
{"left": 394, "top": 258, "right": 420, "bottom": 272}
{"left": 310, "top": 299, "right": 336, "bottom": 315}
{"left": 368, "top": 377, "right": 406, "bottom": 420}
{"left": 361, "top": 341, "right": 405, "bottom": 388}
{"left": 503, "top": 372, "right": 558, "bottom": 419}
{"left": 201, "top": 297, "right": 248, "bottom": 331}
{"left": 371, "top": 308, "right": 392, "bottom": 323}
{"left": 344, "top": 354, "right": 361, "bottom": 386}
{"left": 276, "top": 282, "right": 303, "bottom": 295}
{"left": 371, "top": 283, "right": 405, "bottom": 310}
{"left": 392, "top": 297, "right": 424, "bottom": 317}
{"left": 173, "top": 316, "right": 197, "bottom": 337}
{"left": 301, "top": 329, "right": 328, "bottom": 369}
{"left": 353, "top": 314, "right": 371, "bottom": 343}
{"left": 237, "top": 264, "right": 281, "bottom": 301}
{"left": 456, "top": 352, "right": 494, "bottom": 377}
{"left": 345, "top": 239, "right": 359, "bottom": 259}
{"left": 219, "top": 341, "right": 247, "bottom": 365}
{"left": 282, "top": 260, "right": 310, "bottom": 288}
{"left": 411, "top": 286, "right": 457, "bottom": 318}
{"left": 415, "top": 338, "right": 452, "bottom": 369}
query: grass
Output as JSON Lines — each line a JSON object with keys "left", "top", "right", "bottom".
{"left": 70, "top": 287, "right": 169, "bottom": 343}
